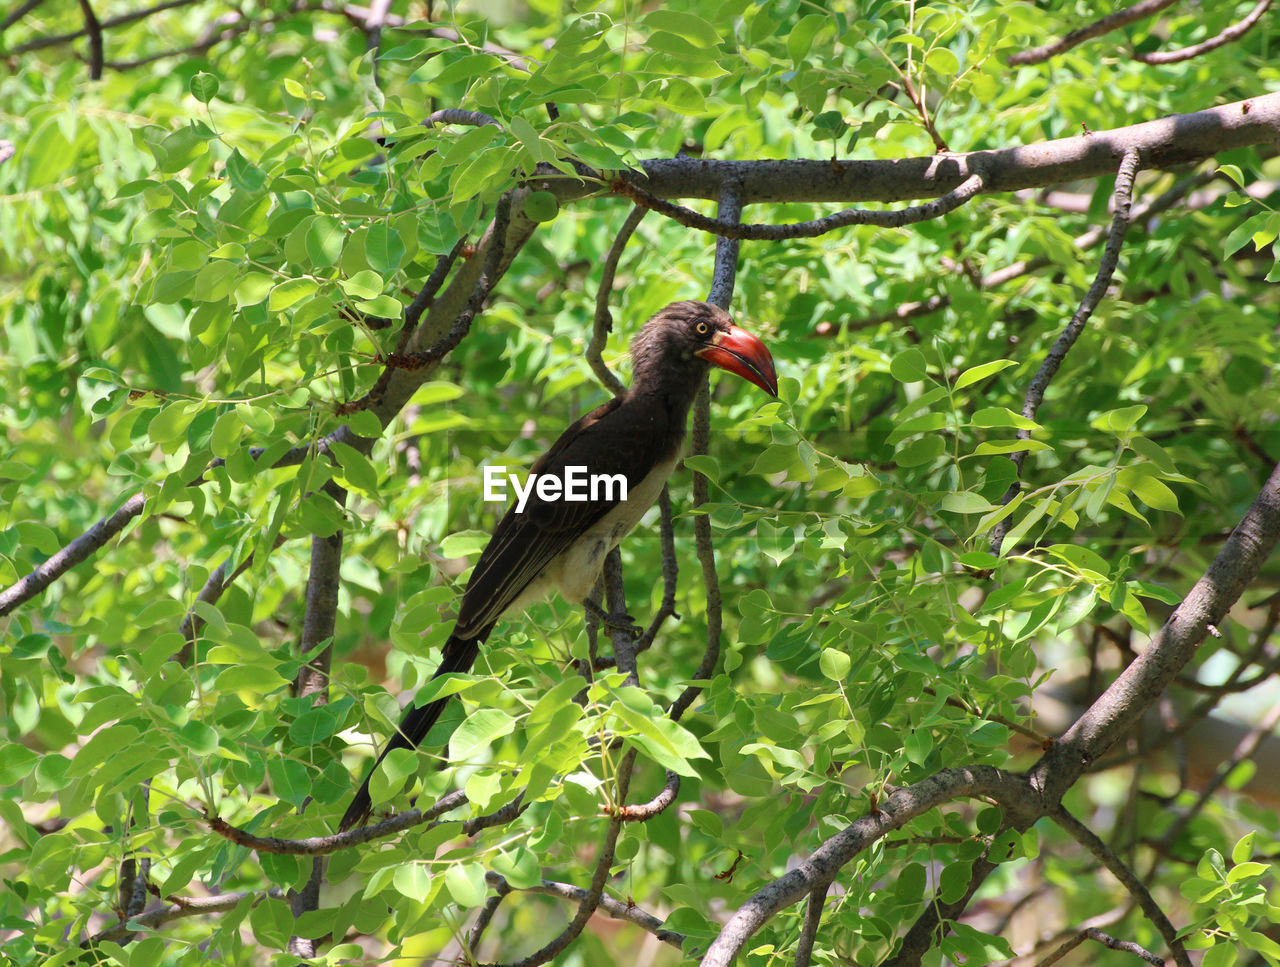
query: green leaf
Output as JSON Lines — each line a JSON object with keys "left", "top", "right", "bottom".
{"left": 268, "top": 278, "right": 317, "bottom": 311}
{"left": 819, "top": 648, "right": 851, "bottom": 680}
{"left": 1223, "top": 211, "right": 1271, "bottom": 257}
{"left": 234, "top": 272, "right": 274, "bottom": 307}
{"left": 641, "top": 9, "right": 721, "bottom": 47}
{"left": 338, "top": 269, "right": 381, "bottom": 300}
{"left": 393, "top": 864, "right": 433, "bottom": 903}
{"left": 330, "top": 440, "right": 380, "bottom": 498}
{"left": 450, "top": 708, "right": 516, "bottom": 761}
{"left": 305, "top": 216, "right": 345, "bottom": 267}
{"left": 365, "top": 222, "right": 406, "bottom": 274}
{"left": 189, "top": 72, "right": 220, "bottom": 103}
{"left": 924, "top": 47, "right": 960, "bottom": 75}
{"left": 971, "top": 407, "right": 1039, "bottom": 430}
{"left": 954, "top": 358, "right": 1016, "bottom": 389}
{"left": 941, "top": 492, "right": 995, "bottom": 514}
{"left": 1091, "top": 405, "right": 1147, "bottom": 433}
{"left": 890, "top": 348, "right": 929, "bottom": 382}
{"left": 524, "top": 191, "right": 559, "bottom": 222}
{"left": 444, "top": 862, "right": 488, "bottom": 907}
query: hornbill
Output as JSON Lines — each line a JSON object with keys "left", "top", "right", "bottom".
{"left": 339, "top": 300, "right": 778, "bottom": 830}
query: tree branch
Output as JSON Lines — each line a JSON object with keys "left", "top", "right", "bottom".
{"left": 991, "top": 147, "right": 1142, "bottom": 553}
{"left": 587, "top": 204, "right": 647, "bottom": 397}
{"left": 1030, "top": 457, "right": 1280, "bottom": 800}
{"left": 612, "top": 169, "right": 986, "bottom": 241}
{"left": 670, "top": 182, "right": 741, "bottom": 723}
{"left": 699, "top": 766, "right": 1035, "bottom": 967}
{"left": 1134, "top": 0, "right": 1271, "bottom": 64}
{"left": 0, "top": 490, "right": 147, "bottom": 616}
{"left": 1050, "top": 807, "right": 1190, "bottom": 967}
{"left": 1033, "top": 927, "right": 1164, "bottom": 967}
{"left": 1008, "top": 0, "right": 1180, "bottom": 65}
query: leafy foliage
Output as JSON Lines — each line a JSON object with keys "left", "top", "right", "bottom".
{"left": 2, "top": 2, "right": 1279, "bottom": 966}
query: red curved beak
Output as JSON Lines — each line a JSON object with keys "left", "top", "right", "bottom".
{"left": 695, "top": 324, "right": 779, "bottom": 397}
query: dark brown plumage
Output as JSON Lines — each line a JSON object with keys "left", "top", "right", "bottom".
{"left": 339, "top": 300, "right": 777, "bottom": 830}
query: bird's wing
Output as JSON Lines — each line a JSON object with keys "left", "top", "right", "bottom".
{"left": 454, "top": 395, "right": 672, "bottom": 636}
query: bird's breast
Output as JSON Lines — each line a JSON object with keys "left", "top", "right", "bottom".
{"left": 547, "top": 449, "right": 681, "bottom": 606}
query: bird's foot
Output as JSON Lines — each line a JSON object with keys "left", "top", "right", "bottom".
{"left": 583, "top": 599, "right": 644, "bottom": 640}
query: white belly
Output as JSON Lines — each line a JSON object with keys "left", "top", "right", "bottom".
{"left": 502, "top": 452, "right": 680, "bottom": 615}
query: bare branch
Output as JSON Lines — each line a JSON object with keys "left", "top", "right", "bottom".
{"left": 612, "top": 169, "right": 986, "bottom": 242}
{"left": 0, "top": 490, "right": 147, "bottom": 616}
{"left": 1, "top": 0, "right": 46, "bottom": 31}
{"left": 699, "top": 766, "right": 1034, "bottom": 967}
{"left": 795, "top": 883, "right": 830, "bottom": 967}
{"left": 482, "top": 872, "right": 685, "bottom": 948}
{"left": 427, "top": 108, "right": 501, "bottom": 129}
{"left": 1134, "top": 0, "right": 1271, "bottom": 64}
{"left": 75, "top": 0, "right": 103, "bottom": 78}
{"left": 991, "top": 148, "right": 1142, "bottom": 554}
{"left": 587, "top": 204, "right": 647, "bottom": 396}
{"left": 6, "top": 0, "right": 202, "bottom": 53}
{"left": 670, "top": 183, "right": 742, "bottom": 723}
{"left": 87, "top": 888, "right": 285, "bottom": 945}
{"left": 616, "top": 769, "right": 679, "bottom": 821}
{"left": 1008, "top": 0, "right": 1179, "bottom": 65}
{"left": 1034, "top": 927, "right": 1164, "bottom": 967}
{"left": 1050, "top": 807, "right": 1190, "bottom": 967}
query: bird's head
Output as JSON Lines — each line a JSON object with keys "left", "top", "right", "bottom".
{"left": 631, "top": 300, "right": 779, "bottom": 399}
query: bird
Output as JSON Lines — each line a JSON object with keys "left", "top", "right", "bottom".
{"left": 339, "top": 300, "right": 778, "bottom": 830}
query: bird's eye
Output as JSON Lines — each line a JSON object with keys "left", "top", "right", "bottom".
{"left": 695, "top": 321, "right": 710, "bottom": 336}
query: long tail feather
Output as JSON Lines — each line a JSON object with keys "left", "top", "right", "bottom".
{"left": 338, "top": 634, "right": 482, "bottom": 831}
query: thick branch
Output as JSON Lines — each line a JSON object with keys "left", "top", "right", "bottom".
{"left": 534, "top": 94, "right": 1280, "bottom": 209}
{"left": 699, "top": 766, "right": 1034, "bottom": 967}
{"left": 1029, "top": 458, "right": 1280, "bottom": 801}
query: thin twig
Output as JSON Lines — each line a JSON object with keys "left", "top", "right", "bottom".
{"left": 820, "top": 167, "right": 1218, "bottom": 337}
{"left": 482, "top": 872, "right": 685, "bottom": 948}
{"left": 990, "top": 148, "right": 1142, "bottom": 554}
{"left": 613, "top": 169, "right": 986, "bottom": 242}
{"left": 1, "top": 0, "right": 47, "bottom": 31}
{"left": 1134, "top": 0, "right": 1271, "bottom": 64}
{"left": 670, "top": 182, "right": 742, "bottom": 723}
{"left": 587, "top": 205, "right": 647, "bottom": 396}
{"left": 1033, "top": 927, "right": 1163, "bottom": 967}
{"left": 0, "top": 490, "right": 147, "bottom": 616}
{"left": 1050, "top": 807, "right": 1190, "bottom": 967}
{"left": 7, "top": 0, "right": 203, "bottom": 52}
{"left": 87, "top": 888, "right": 285, "bottom": 944}
{"left": 1008, "top": 0, "right": 1180, "bottom": 65}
